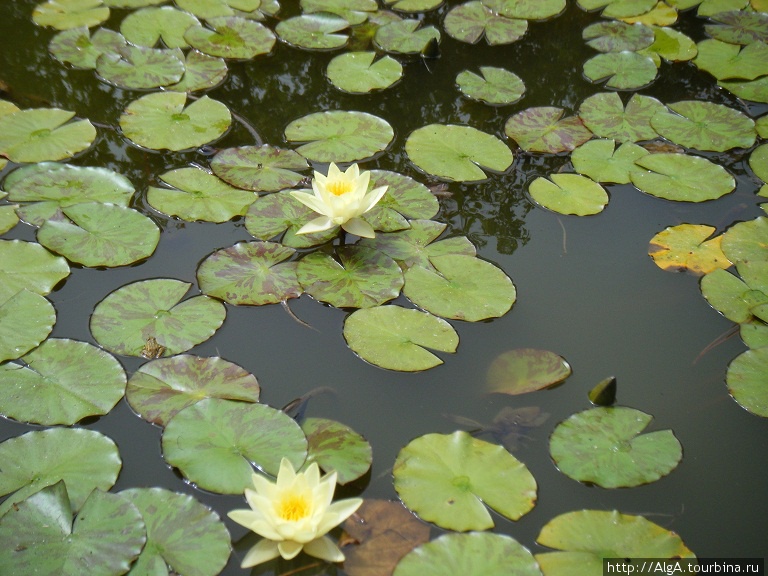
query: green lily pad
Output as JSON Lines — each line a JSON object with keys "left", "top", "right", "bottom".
{"left": 185, "top": 16, "right": 276, "bottom": 59}
{"left": 0, "top": 239, "right": 70, "bottom": 303}
{"left": 147, "top": 166, "right": 257, "bottom": 222}
{"left": 549, "top": 406, "right": 683, "bottom": 488}
{"left": 244, "top": 191, "right": 339, "bottom": 248}
{"left": 343, "top": 305, "right": 458, "bottom": 371}
{"left": 719, "top": 75, "right": 768, "bottom": 103}
{"left": 120, "top": 487, "right": 231, "bottom": 576}
{"left": 284, "top": 110, "right": 394, "bottom": 163}
{"left": 481, "top": 0, "right": 566, "bottom": 19}
{"left": 393, "top": 532, "right": 541, "bottom": 576}
{"left": 695, "top": 0, "right": 750, "bottom": 16}
{"left": 120, "top": 92, "right": 231, "bottom": 152}
{"left": 212, "top": 145, "right": 309, "bottom": 192}
{"left": 0, "top": 428, "right": 121, "bottom": 517}
{"left": 529, "top": 173, "right": 609, "bottom": 216}
{"left": 757, "top": 114, "right": 768, "bottom": 138}
{"left": 197, "top": 241, "right": 301, "bottom": 305}
{"left": 694, "top": 39, "right": 768, "bottom": 81}
{"left": 444, "top": 1, "right": 528, "bottom": 45}
{"left": 648, "top": 224, "right": 731, "bottom": 275}
{"left": 741, "top": 319, "right": 768, "bottom": 349}
{"left": 571, "top": 139, "right": 649, "bottom": 184}
{"left": 104, "top": 0, "right": 168, "bottom": 6}
{"left": 276, "top": 14, "right": 349, "bottom": 50}
{"left": 404, "top": 254, "right": 516, "bottom": 321}
{"left": 175, "top": 0, "right": 261, "bottom": 18}
{"left": 165, "top": 50, "right": 228, "bottom": 92}
{"left": 302, "top": 417, "right": 372, "bottom": 485}
{"left": 0, "top": 338, "right": 125, "bottom": 426}
{"left": 393, "top": 431, "right": 537, "bottom": 531}
{"left": 0, "top": 108, "right": 96, "bottom": 163}
{"left": 641, "top": 25, "right": 698, "bottom": 62}
{"left": 49, "top": 27, "right": 126, "bottom": 69}
{"left": 650, "top": 100, "right": 756, "bottom": 151}
{"left": 630, "top": 152, "right": 735, "bottom": 202}
{"left": 0, "top": 205, "right": 18, "bottom": 234}
{"left": 705, "top": 10, "right": 768, "bottom": 45}
{"left": 364, "top": 170, "right": 440, "bottom": 229}
{"left": 576, "top": 0, "right": 657, "bottom": 17}
{"left": 90, "top": 278, "right": 226, "bottom": 357}
{"left": 37, "top": 203, "right": 160, "bottom": 267}
{"left": 0, "top": 483, "right": 145, "bottom": 576}
{"left": 32, "top": 0, "right": 110, "bottom": 30}
{"left": 504, "top": 107, "right": 592, "bottom": 154}
{"left": 750, "top": 143, "right": 768, "bottom": 183}
{"left": 126, "top": 354, "right": 260, "bottom": 426}
{"left": 578, "top": 92, "right": 666, "bottom": 143}
{"left": 96, "top": 45, "right": 185, "bottom": 90}
{"left": 384, "top": 0, "right": 443, "bottom": 11}
{"left": 700, "top": 267, "right": 766, "bottom": 323}
{"left": 0, "top": 290, "right": 55, "bottom": 363}
{"left": 721, "top": 216, "right": 768, "bottom": 265}
{"left": 120, "top": 6, "right": 200, "bottom": 48}
{"left": 297, "top": 246, "right": 404, "bottom": 308}
{"left": 456, "top": 66, "right": 525, "bottom": 105}
{"left": 374, "top": 19, "right": 441, "bottom": 54}
{"left": 727, "top": 347, "right": 768, "bottom": 417}
{"left": 6, "top": 163, "right": 135, "bottom": 227}
{"left": 406, "top": 124, "right": 513, "bottom": 181}
{"left": 535, "top": 509, "right": 695, "bottom": 570}
{"left": 582, "top": 20, "right": 654, "bottom": 52}
{"left": 162, "top": 398, "right": 308, "bottom": 494}
{"left": 583, "top": 51, "right": 658, "bottom": 90}
{"left": 301, "top": 0, "right": 378, "bottom": 25}
{"left": 327, "top": 52, "right": 403, "bottom": 93}
{"left": 486, "top": 348, "right": 572, "bottom": 395}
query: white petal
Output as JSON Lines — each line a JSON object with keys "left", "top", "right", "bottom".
{"left": 361, "top": 185, "right": 388, "bottom": 213}
{"left": 327, "top": 162, "right": 343, "bottom": 179}
{"left": 296, "top": 216, "right": 335, "bottom": 235}
{"left": 304, "top": 462, "right": 321, "bottom": 487}
{"left": 291, "top": 190, "right": 331, "bottom": 217}
{"left": 342, "top": 218, "right": 376, "bottom": 238}
{"left": 344, "top": 163, "right": 359, "bottom": 180}
{"left": 316, "top": 497, "right": 363, "bottom": 535}
{"left": 227, "top": 509, "right": 261, "bottom": 530}
{"left": 278, "top": 539, "right": 304, "bottom": 560}
{"left": 241, "top": 539, "right": 281, "bottom": 568}
{"left": 303, "top": 535, "right": 345, "bottom": 563}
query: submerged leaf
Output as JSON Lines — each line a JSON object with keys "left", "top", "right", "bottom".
{"left": 487, "top": 348, "right": 572, "bottom": 395}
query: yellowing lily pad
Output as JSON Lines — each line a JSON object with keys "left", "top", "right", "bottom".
{"left": 393, "top": 431, "right": 537, "bottom": 531}
{"left": 630, "top": 153, "right": 735, "bottom": 202}
{"left": 529, "top": 173, "right": 609, "bottom": 216}
{"left": 549, "top": 406, "right": 683, "bottom": 488}
{"left": 486, "top": 348, "right": 572, "bottom": 395}
{"left": 0, "top": 108, "right": 96, "bottom": 163}
{"left": 505, "top": 107, "right": 592, "bottom": 154}
{"left": 727, "top": 347, "right": 768, "bottom": 417}
{"left": 578, "top": 92, "right": 666, "bottom": 142}
{"left": 648, "top": 224, "right": 732, "bottom": 275}
{"left": 444, "top": 1, "right": 528, "bottom": 45}
{"left": 651, "top": 100, "right": 756, "bottom": 151}
{"left": 0, "top": 289, "right": 55, "bottom": 363}
{"left": 302, "top": 417, "right": 373, "bottom": 484}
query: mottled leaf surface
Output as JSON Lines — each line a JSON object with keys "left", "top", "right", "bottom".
{"left": 486, "top": 348, "right": 572, "bottom": 395}
{"left": 303, "top": 417, "right": 372, "bottom": 484}
{"left": 578, "top": 92, "right": 665, "bottom": 143}
{"left": 648, "top": 224, "right": 731, "bottom": 275}
{"left": 505, "top": 107, "right": 592, "bottom": 153}
{"left": 211, "top": 145, "right": 309, "bottom": 192}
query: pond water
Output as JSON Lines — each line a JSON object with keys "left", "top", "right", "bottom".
{"left": 1, "top": 0, "right": 767, "bottom": 573}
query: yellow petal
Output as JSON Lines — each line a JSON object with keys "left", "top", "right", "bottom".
{"left": 342, "top": 218, "right": 375, "bottom": 238}
{"left": 278, "top": 539, "right": 304, "bottom": 560}
{"left": 303, "top": 535, "right": 345, "bottom": 563}
{"left": 241, "top": 539, "right": 281, "bottom": 568}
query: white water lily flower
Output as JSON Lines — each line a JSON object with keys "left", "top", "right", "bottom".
{"left": 228, "top": 458, "right": 363, "bottom": 568}
{"left": 290, "top": 162, "right": 388, "bottom": 238}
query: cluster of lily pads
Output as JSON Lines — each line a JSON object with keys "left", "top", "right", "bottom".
{"left": 1, "top": 0, "right": 767, "bottom": 573}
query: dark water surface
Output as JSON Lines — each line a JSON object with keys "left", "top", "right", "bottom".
{"left": 1, "top": 1, "right": 767, "bottom": 573}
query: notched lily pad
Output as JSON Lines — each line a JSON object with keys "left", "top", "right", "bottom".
{"left": 244, "top": 191, "right": 339, "bottom": 248}
{"left": 303, "top": 417, "right": 373, "bottom": 484}
{"left": 505, "top": 107, "right": 592, "bottom": 154}
{"left": 0, "top": 108, "right": 96, "bottom": 163}
{"left": 630, "top": 153, "right": 735, "bottom": 202}
{"left": 528, "top": 173, "right": 609, "bottom": 216}
{"left": 583, "top": 51, "right": 658, "bottom": 90}
{"left": 49, "top": 27, "right": 126, "bottom": 69}
{"left": 571, "top": 139, "right": 649, "bottom": 184}
{"left": 374, "top": 19, "right": 440, "bottom": 54}
{"left": 276, "top": 14, "right": 349, "bottom": 50}
{"left": 120, "top": 6, "right": 201, "bottom": 48}
{"left": 650, "top": 100, "right": 756, "bottom": 151}
{"left": 486, "top": 348, "right": 572, "bottom": 395}
{"left": 582, "top": 20, "right": 654, "bottom": 52}
{"left": 327, "top": 52, "right": 403, "bottom": 93}
{"left": 184, "top": 16, "right": 276, "bottom": 59}
{"left": 444, "top": 1, "right": 528, "bottom": 45}
{"left": 212, "top": 145, "right": 309, "bottom": 192}
{"left": 578, "top": 91, "right": 665, "bottom": 143}
{"left": 456, "top": 66, "right": 525, "bottom": 105}
{"left": 726, "top": 347, "right": 768, "bottom": 417}
{"left": 96, "top": 44, "right": 186, "bottom": 90}
{"left": 648, "top": 223, "right": 732, "bottom": 275}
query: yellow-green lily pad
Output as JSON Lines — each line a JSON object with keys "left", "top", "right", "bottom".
{"left": 650, "top": 100, "right": 756, "bottom": 151}
{"left": 571, "top": 139, "right": 649, "bottom": 184}
{"left": 185, "top": 16, "right": 276, "bottom": 58}
{"left": 0, "top": 239, "right": 70, "bottom": 303}
{"left": 456, "top": 66, "right": 525, "bottom": 105}
{"left": 327, "top": 52, "right": 403, "bottom": 93}
{"left": 444, "top": 1, "right": 528, "bottom": 45}
{"left": 727, "top": 347, "right": 768, "bottom": 417}
{"left": 0, "top": 108, "right": 96, "bottom": 163}
{"left": 630, "top": 152, "right": 735, "bottom": 202}
{"left": 0, "top": 289, "right": 55, "bottom": 363}
{"left": 529, "top": 173, "right": 609, "bottom": 215}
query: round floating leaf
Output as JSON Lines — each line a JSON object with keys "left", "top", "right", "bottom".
{"left": 705, "top": 10, "right": 768, "bottom": 45}
{"left": 211, "top": 145, "right": 309, "bottom": 192}
{"left": 0, "top": 290, "right": 55, "bottom": 363}
{"left": 176, "top": 0, "right": 261, "bottom": 18}
{"left": 244, "top": 191, "right": 338, "bottom": 248}
{"left": 162, "top": 398, "right": 308, "bottom": 494}
{"left": 719, "top": 75, "right": 768, "bottom": 103}
{"left": 529, "top": 173, "right": 609, "bottom": 216}
{"left": 0, "top": 108, "right": 96, "bottom": 163}
{"left": 0, "top": 484, "right": 145, "bottom": 576}
{"left": 577, "top": 0, "right": 657, "bottom": 17}
{"left": 197, "top": 241, "right": 301, "bottom": 305}
{"left": 578, "top": 92, "right": 665, "bottom": 143}
{"left": 165, "top": 50, "right": 228, "bottom": 92}
{"left": 642, "top": 26, "right": 697, "bottom": 62}
{"left": 285, "top": 110, "right": 394, "bottom": 163}
{"left": 120, "top": 487, "right": 231, "bottom": 576}
{"left": 486, "top": 348, "right": 572, "bottom": 395}
{"left": 406, "top": 124, "right": 513, "bottom": 182}
{"left": 0, "top": 203, "right": 19, "bottom": 234}
{"left": 364, "top": 170, "right": 440, "bottom": 228}
{"left": 630, "top": 153, "right": 735, "bottom": 202}
{"left": 0, "top": 428, "right": 121, "bottom": 517}
{"left": 327, "top": 52, "right": 402, "bottom": 93}
{"left": 504, "top": 107, "right": 592, "bottom": 154}
{"left": 536, "top": 509, "right": 695, "bottom": 569}
{"left": 700, "top": 267, "right": 760, "bottom": 323}
{"left": 650, "top": 100, "right": 756, "bottom": 152}
{"left": 374, "top": 19, "right": 440, "bottom": 54}
{"left": 301, "top": 0, "right": 378, "bottom": 25}
{"left": 456, "top": 66, "right": 525, "bottom": 105}
{"left": 96, "top": 45, "right": 185, "bottom": 89}
{"left": 648, "top": 224, "right": 731, "bottom": 275}
{"left": 549, "top": 406, "right": 683, "bottom": 488}
{"left": 621, "top": 1, "right": 678, "bottom": 25}
{"left": 120, "top": 92, "right": 231, "bottom": 152}
{"left": 571, "top": 139, "right": 649, "bottom": 184}
{"left": 384, "top": 0, "right": 443, "bottom": 11}
{"left": 583, "top": 20, "right": 654, "bottom": 52}
{"left": 0, "top": 338, "right": 125, "bottom": 426}
{"left": 404, "top": 254, "right": 516, "bottom": 321}
{"left": 727, "top": 347, "right": 768, "bottom": 417}
{"left": 6, "top": 163, "right": 135, "bottom": 227}
{"left": 583, "top": 51, "right": 658, "bottom": 90}
{"left": 276, "top": 14, "right": 349, "bottom": 50}
{"left": 49, "top": 27, "right": 126, "bottom": 69}
{"left": 721, "top": 216, "right": 768, "bottom": 265}
{"left": 741, "top": 319, "right": 768, "bottom": 349}
{"left": 37, "top": 203, "right": 160, "bottom": 267}
{"left": 104, "top": 0, "right": 169, "bottom": 8}
{"left": 90, "top": 278, "right": 226, "bottom": 357}
{"left": 482, "top": 0, "right": 566, "bottom": 19}
{"left": 0, "top": 239, "right": 70, "bottom": 303}
{"left": 302, "top": 417, "right": 372, "bottom": 484}
{"left": 393, "top": 532, "right": 540, "bottom": 576}
{"left": 120, "top": 6, "right": 200, "bottom": 48}
{"left": 185, "top": 16, "right": 276, "bottom": 58}
{"left": 127, "top": 354, "right": 260, "bottom": 426}
{"left": 694, "top": 39, "right": 768, "bottom": 81}
{"left": 297, "top": 246, "right": 404, "bottom": 308}
{"left": 444, "top": 1, "right": 528, "bottom": 45}
{"left": 393, "top": 431, "right": 537, "bottom": 531}
{"left": 343, "top": 305, "right": 458, "bottom": 371}
{"left": 32, "top": 0, "right": 110, "bottom": 29}
{"left": 750, "top": 143, "right": 768, "bottom": 183}
{"left": 148, "top": 166, "right": 257, "bottom": 222}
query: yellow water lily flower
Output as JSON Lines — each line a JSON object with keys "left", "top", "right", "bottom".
{"left": 290, "top": 162, "right": 388, "bottom": 238}
{"left": 228, "top": 458, "right": 363, "bottom": 568}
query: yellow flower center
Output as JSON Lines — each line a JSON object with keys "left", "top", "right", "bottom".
{"left": 327, "top": 179, "right": 354, "bottom": 196}
{"left": 277, "top": 493, "right": 311, "bottom": 522}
